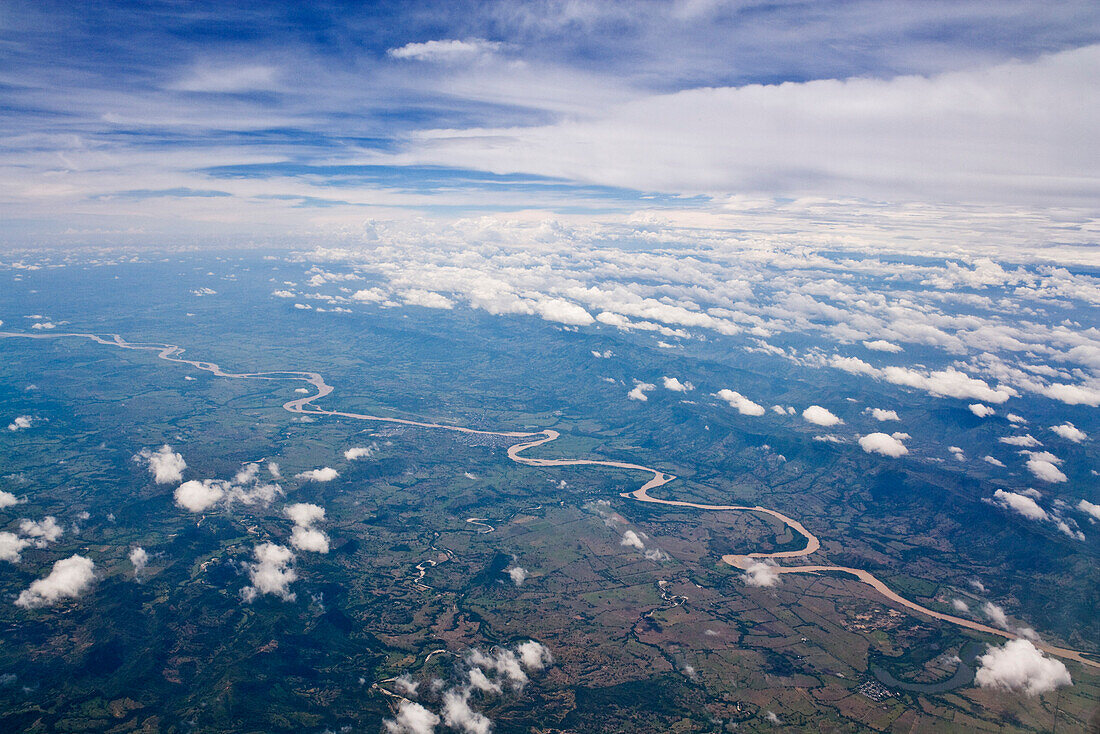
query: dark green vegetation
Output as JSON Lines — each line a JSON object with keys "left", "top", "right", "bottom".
{"left": 0, "top": 255, "right": 1097, "bottom": 732}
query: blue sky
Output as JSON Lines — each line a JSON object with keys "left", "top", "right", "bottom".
{"left": 2, "top": 1, "right": 1099, "bottom": 247}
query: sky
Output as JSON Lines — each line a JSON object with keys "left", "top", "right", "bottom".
{"left": 2, "top": 0, "right": 1100, "bottom": 251}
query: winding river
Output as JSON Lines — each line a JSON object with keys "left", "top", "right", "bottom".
{"left": 3, "top": 331, "right": 1096, "bottom": 670}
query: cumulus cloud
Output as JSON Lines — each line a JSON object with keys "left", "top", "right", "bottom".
{"left": 975, "top": 639, "right": 1071, "bottom": 696}
{"left": 295, "top": 467, "right": 339, "bottom": 482}
{"left": 0, "top": 490, "right": 19, "bottom": 508}
{"left": 741, "top": 560, "right": 780, "bottom": 587}
{"left": 627, "top": 381, "right": 656, "bottom": 401}
{"left": 285, "top": 502, "right": 329, "bottom": 553}
{"left": 866, "top": 408, "right": 899, "bottom": 421}
{"left": 172, "top": 459, "right": 284, "bottom": 513}
{"left": 174, "top": 479, "right": 227, "bottom": 512}
{"left": 969, "top": 403, "right": 995, "bottom": 417}
{"left": 620, "top": 529, "right": 646, "bottom": 550}
{"left": 506, "top": 565, "right": 528, "bottom": 586}
{"left": 135, "top": 445, "right": 187, "bottom": 484}
{"left": 662, "top": 376, "right": 694, "bottom": 392}
{"left": 7, "top": 415, "right": 32, "bottom": 431}
{"left": 240, "top": 543, "right": 297, "bottom": 602}
{"left": 290, "top": 526, "right": 330, "bottom": 553}
{"left": 951, "top": 599, "right": 969, "bottom": 613}
{"left": 384, "top": 700, "right": 440, "bottom": 734}
{"left": 393, "top": 674, "right": 420, "bottom": 697}
{"left": 983, "top": 456, "right": 1006, "bottom": 467}
{"left": 992, "top": 489, "right": 1048, "bottom": 521}
{"left": 717, "top": 389, "right": 765, "bottom": 416}
{"left": 533, "top": 297, "right": 594, "bottom": 325}
{"left": 1079, "top": 499, "right": 1100, "bottom": 521}
{"left": 129, "top": 546, "right": 148, "bottom": 575}
{"left": 285, "top": 502, "right": 325, "bottom": 527}
{"left": 863, "top": 339, "right": 903, "bottom": 353}
{"left": 1024, "top": 452, "right": 1067, "bottom": 483}
{"left": 999, "top": 434, "right": 1041, "bottom": 447}
{"left": 344, "top": 445, "right": 376, "bottom": 460}
{"left": 0, "top": 532, "right": 30, "bottom": 563}
{"left": 15, "top": 554, "right": 95, "bottom": 608}
{"left": 442, "top": 688, "right": 492, "bottom": 734}
{"left": 516, "top": 641, "right": 553, "bottom": 671}
{"left": 802, "top": 405, "right": 841, "bottom": 426}
{"left": 858, "top": 432, "right": 908, "bottom": 457}
{"left": 948, "top": 446, "right": 965, "bottom": 461}
{"left": 1050, "top": 422, "right": 1087, "bottom": 443}
{"left": 19, "top": 516, "right": 62, "bottom": 547}
{"left": 401, "top": 289, "right": 455, "bottom": 309}
{"left": 880, "top": 366, "right": 1015, "bottom": 403}
{"left": 982, "top": 601, "right": 1011, "bottom": 629}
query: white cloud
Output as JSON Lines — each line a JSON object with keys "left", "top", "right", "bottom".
{"left": 1024, "top": 452, "right": 1067, "bottom": 483}
{"left": 863, "top": 339, "right": 903, "bottom": 353}
{"left": 992, "top": 489, "right": 1048, "bottom": 521}
{"left": 741, "top": 560, "right": 780, "bottom": 587}
{"left": 1079, "top": 499, "right": 1100, "bottom": 521}
{"left": 174, "top": 479, "right": 227, "bottom": 513}
{"left": 975, "top": 639, "right": 1071, "bottom": 696}
{"left": 19, "top": 516, "right": 62, "bottom": 546}
{"left": 393, "top": 674, "right": 420, "bottom": 697}
{"left": 533, "top": 297, "right": 594, "bottom": 325}
{"left": 881, "top": 367, "right": 1015, "bottom": 403}
{"left": 15, "top": 554, "right": 95, "bottom": 608}
{"left": 0, "top": 490, "right": 18, "bottom": 509}
{"left": 620, "top": 529, "right": 646, "bottom": 550}
{"left": 295, "top": 467, "right": 339, "bottom": 482}
{"left": 7, "top": 415, "right": 32, "bottom": 431}
{"left": 765, "top": 711, "right": 781, "bottom": 725}
{"left": 136, "top": 444, "right": 187, "bottom": 484}
{"left": 286, "top": 502, "right": 329, "bottom": 553}
{"left": 969, "top": 403, "right": 995, "bottom": 417}
{"left": 401, "top": 289, "right": 455, "bottom": 309}
{"left": 388, "top": 38, "right": 502, "bottom": 63}
{"left": 1007, "top": 413, "right": 1028, "bottom": 424}
{"left": 1050, "top": 422, "right": 1087, "bottom": 443}
{"left": 403, "top": 46, "right": 1100, "bottom": 205}
{"left": 506, "top": 565, "right": 528, "bottom": 586}
{"left": 999, "top": 434, "right": 1041, "bottom": 447}
{"left": 241, "top": 543, "right": 297, "bottom": 602}
{"left": 516, "top": 641, "right": 553, "bottom": 671}
{"left": 129, "top": 546, "right": 148, "bottom": 575}
{"left": 662, "top": 376, "right": 694, "bottom": 392}
{"left": 983, "top": 455, "right": 1006, "bottom": 467}
{"left": 290, "top": 526, "right": 330, "bottom": 553}
{"left": 802, "top": 405, "right": 841, "bottom": 427}
{"left": 717, "top": 389, "right": 765, "bottom": 416}
{"left": 0, "top": 532, "right": 30, "bottom": 563}
{"left": 384, "top": 700, "right": 440, "bottom": 734}
{"left": 982, "top": 601, "right": 1011, "bottom": 629}
{"left": 858, "top": 432, "right": 908, "bottom": 457}
{"left": 285, "top": 502, "right": 325, "bottom": 527}
{"left": 951, "top": 599, "right": 969, "bottom": 613}
{"left": 344, "top": 445, "right": 376, "bottom": 460}
{"left": 948, "top": 446, "right": 965, "bottom": 461}
{"left": 467, "top": 667, "right": 502, "bottom": 694}
{"left": 866, "top": 407, "right": 899, "bottom": 421}
{"left": 441, "top": 688, "right": 491, "bottom": 734}
{"left": 627, "top": 381, "right": 656, "bottom": 401}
